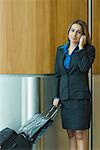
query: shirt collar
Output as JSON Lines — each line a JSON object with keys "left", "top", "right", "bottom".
{"left": 61, "top": 40, "right": 79, "bottom": 55}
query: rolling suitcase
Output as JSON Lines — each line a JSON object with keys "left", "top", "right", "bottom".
{"left": 0, "top": 104, "right": 61, "bottom": 149}
{"left": 19, "top": 104, "right": 61, "bottom": 143}
{"left": 0, "top": 128, "right": 32, "bottom": 150}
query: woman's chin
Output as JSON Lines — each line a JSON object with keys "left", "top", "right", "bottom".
{"left": 71, "top": 40, "right": 78, "bottom": 44}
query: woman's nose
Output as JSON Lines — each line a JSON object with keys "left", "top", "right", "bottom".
{"left": 73, "top": 32, "right": 77, "bottom": 36}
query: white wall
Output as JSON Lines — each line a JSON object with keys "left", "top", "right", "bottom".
{"left": 0, "top": 76, "right": 22, "bottom": 131}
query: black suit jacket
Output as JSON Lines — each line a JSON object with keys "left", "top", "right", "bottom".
{"left": 54, "top": 44, "right": 95, "bottom": 100}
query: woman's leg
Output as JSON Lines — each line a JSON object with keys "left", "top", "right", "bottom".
{"left": 75, "top": 129, "right": 89, "bottom": 150}
{"left": 67, "top": 129, "right": 77, "bottom": 150}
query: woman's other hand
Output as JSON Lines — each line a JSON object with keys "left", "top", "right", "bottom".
{"left": 53, "top": 98, "right": 59, "bottom": 107}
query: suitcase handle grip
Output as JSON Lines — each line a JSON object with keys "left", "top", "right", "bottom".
{"left": 46, "top": 104, "right": 61, "bottom": 119}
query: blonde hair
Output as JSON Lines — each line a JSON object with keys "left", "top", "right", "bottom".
{"left": 67, "top": 19, "right": 91, "bottom": 45}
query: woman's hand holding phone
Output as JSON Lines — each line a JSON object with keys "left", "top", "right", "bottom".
{"left": 78, "top": 35, "right": 86, "bottom": 49}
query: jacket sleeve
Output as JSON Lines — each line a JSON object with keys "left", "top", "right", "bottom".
{"left": 76, "top": 45, "right": 95, "bottom": 72}
{"left": 54, "top": 48, "right": 61, "bottom": 98}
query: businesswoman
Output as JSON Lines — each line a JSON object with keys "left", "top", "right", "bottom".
{"left": 53, "top": 19, "right": 95, "bottom": 150}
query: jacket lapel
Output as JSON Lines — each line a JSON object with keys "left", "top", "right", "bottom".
{"left": 68, "top": 49, "right": 78, "bottom": 71}
{"left": 59, "top": 43, "right": 79, "bottom": 73}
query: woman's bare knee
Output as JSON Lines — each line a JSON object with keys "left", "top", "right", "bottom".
{"left": 75, "top": 130, "right": 88, "bottom": 140}
{"left": 67, "top": 129, "right": 75, "bottom": 139}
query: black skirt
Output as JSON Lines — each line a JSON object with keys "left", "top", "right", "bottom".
{"left": 60, "top": 99, "right": 91, "bottom": 130}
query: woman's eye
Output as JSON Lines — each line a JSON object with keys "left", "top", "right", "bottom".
{"left": 71, "top": 29, "right": 74, "bottom": 32}
{"left": 77, "top": 31, "right": 81, "bottom": 34}
{"left": 70, "top": 29, "right": 82, "bottom": 34}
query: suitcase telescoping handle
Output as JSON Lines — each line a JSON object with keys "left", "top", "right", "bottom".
{"left": 46, "top": 104, "right": 61, "bottom": 120}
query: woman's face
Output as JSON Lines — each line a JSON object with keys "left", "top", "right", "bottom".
{"left": 68, "top": 23, "right": 83, "bottom": 44}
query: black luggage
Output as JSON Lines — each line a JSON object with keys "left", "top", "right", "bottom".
{"left": 0, "top": 128, "right": 32, "bottom": 150}
{"left": 18, "top": 104, "right": 61, "bottom": 143}
{"left": 0, "top": 104, "right": 61, "bottom": 149}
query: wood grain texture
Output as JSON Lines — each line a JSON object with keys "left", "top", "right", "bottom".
{"left": 50, "top": 0, "right": 87, "bottom": 74}
{"left": 0, "top": 0, "right": 87, "bottom": 74}
{"left": 92, "top": 0, "right": 100, "bottom": 74}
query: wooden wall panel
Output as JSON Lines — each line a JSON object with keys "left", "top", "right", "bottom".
{"left": 50, "top": 0, "right": 87, "bottom": 73}
{"left": 92, "top": 0, "right": 100, "bottom": 74}
{"left": 0, "top": 0, "right": 87, "bottom": 74}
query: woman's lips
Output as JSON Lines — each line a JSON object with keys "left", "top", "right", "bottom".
{"left": 71, "top": 38, "right": 78, "bottom": 43}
